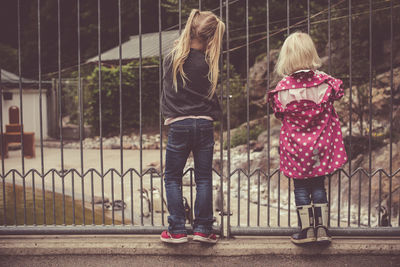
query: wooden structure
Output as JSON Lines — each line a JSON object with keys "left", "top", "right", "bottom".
{"left": 0, "top": 106, "right": 35, "bottom": 158}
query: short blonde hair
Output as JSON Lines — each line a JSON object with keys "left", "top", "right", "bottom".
{"left": 274, "top": 32, "right": 321, "bottom": 77}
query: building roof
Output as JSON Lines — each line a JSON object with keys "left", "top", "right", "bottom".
{"left": 86, "top": 30, "right": 179, "bottom": 63}
{"left": 1, "top": 69, "right": 38, "bottom": 84}
{"left": 1, "top": 69, "right": 51, "bottom": 88}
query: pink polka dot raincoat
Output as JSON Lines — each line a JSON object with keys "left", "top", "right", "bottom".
{"left": 268, "top": 70, "right": 347, "bottom": 179}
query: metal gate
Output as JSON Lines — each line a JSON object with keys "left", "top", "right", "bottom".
{"left": 0, "top": 0, "right": 399, "bottom": 238}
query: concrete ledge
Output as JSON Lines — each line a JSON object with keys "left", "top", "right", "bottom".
{"left": 0, "top": 235, "right": 399, "bottom": 256}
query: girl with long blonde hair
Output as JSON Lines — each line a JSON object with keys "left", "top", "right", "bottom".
{"left": 161, "top": 9, "right": 225, "bottom": 244}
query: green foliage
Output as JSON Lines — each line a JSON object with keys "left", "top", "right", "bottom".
{"left": 85, "top": 58, "right": 160, "bottom": 136}
{"left": 224, "top": 124, "right": 263, "bottom": 149}
{"left": 0, "top": 43, "right": 17, "bottom": 74}
{"left": 220, "top": 63, "right": 247, "bottom": 128}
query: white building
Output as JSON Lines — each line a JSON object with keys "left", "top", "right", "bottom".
{"left": 1, "top": 69, "right": 54, "bottom": 140}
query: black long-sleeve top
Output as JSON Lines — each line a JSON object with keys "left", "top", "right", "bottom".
{"left": 161, "top": 48, "right": 221, "bottom": 121}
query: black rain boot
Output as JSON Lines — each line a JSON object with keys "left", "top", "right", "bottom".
{"left": 314, "top": 203, "right": 332, "bottom": 243}
{"left": 291, "top": 205, "right": 316, "bottom": 244}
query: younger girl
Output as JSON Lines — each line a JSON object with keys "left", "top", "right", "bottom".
{"left": 268, "top": 32, "right": 347, "bottom": 244}
{"left": 160, "top": 9, "right": 225, "bottom": 244}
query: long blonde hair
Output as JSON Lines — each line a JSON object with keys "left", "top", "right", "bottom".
{"left": 170, "top": 9, "right": 225, "bottom": 98}
{"left": 274, "top": 32, "right": 322, "bottom": 77}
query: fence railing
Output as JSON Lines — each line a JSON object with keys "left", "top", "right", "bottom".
{"left": 0, "top": 0, "right": 399, "bottom": 238}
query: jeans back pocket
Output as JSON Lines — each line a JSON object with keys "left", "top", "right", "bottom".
{"left": 198, "top": 126, "right": 215, "bottom": 150}
{"left": 167, "top": 127, "right": 190, "bottom": 151}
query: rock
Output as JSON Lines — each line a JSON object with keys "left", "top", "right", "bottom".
{"left": 147, "top": 161, "right": 161, "bottom": 171}
{"left": 248, "top": 49, "right": 280, "bottom": 100}
{"left": 91, "top": 196, "right": 110, "bottom": 204}
{"left": 123, "top": 143, "right": 132, "bottom": 149}
{"left": 253, "top": 142, "right": 264, "bottom": 152}
{"left": 111, "top": 143, "right": 120, "bottom": 149}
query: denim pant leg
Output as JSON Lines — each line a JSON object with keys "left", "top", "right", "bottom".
{"left": 310, "top": 176, "right": 328, "bottom": 204}
{"left": 192, "top": 120, "right": 215, "bottom": 234}
{"left": 293, "top": 179, "right": 312, "bottom": 206}
{"left": 164, "top": 125, "right": 191, "bottom": 234}
{"left": 310, "top": 176, "right": 328, "bottom": 220}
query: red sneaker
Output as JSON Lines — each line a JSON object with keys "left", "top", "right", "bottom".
{"left": 160, "top": 230, "right": 188, "bottom": 244}
{"left": 193, "top": 232, "right": 218, "bottom": 244}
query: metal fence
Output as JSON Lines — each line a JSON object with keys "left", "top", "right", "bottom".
{"left": 0, "top": 0, "right": 399, "bottom": 238}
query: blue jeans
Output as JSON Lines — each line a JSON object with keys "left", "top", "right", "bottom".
{"left": 293, "top": 176, "right": 328, "bottom": 206}
{"left": 164, "top": 119, "right": 214, "bottom": 234}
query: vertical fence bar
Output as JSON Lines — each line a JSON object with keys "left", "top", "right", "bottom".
{"left": 121, "top": 172, "right": 125, "bottom": 225}
{"left": 58, "top": 0, "right": 66, "bottom": 226}
{"left": 101, "top": 175, "right": 105, "bottom": 225}
{"left": 285, "top": 0, "right": 290, "bottom": 228}
{"left": 139, "top": 0, "right": 144, "bottom": 227}
{"left": 158, "top": 0, "right": 165, "bottom": 226}
{"left": 389, "top": 0, "right": 394, "bottom": 225}
{"left": 389, "top": 0, "right": 393, "bottom": 177}
{"left": 37, "top": 0, "right": 46, "bottom": 225}
{"left": 378, "top": 171, "right": 382, "bottom": 225}
{"left": 57, "top": 0, "right": 64, "bottom": 178}
{"left": 257, "top": 171, "right": 260, "bottom": 226}
{"left": 77, "top": 0, "right": 83, "bottom": 175}
{"left": 190, "top": 170, "right": 193, "bottom": 225}
{"left": 266, "top": 0, "right": 271, "bottom": 227}
{"left": 337, "top": 172, "right": 341, "bottom": 227}
{"left": 91, "top": 171, "right": 95, "bottom": 225}
{"left": 111, "top": 171, "right": 115, "bottom": 225}
{"left": 199, "top": 0, "right": 202, "bottom": 11}
{"left": 328, "top": 175, "right": 331, "bottom": 226}
{"left": 118, "top": 0, "right": 123, "bottom": 174}
{"left": 347, "top": 0, "right": 352, "bottom": 227}
{"left": 81, "top": 174, "right": 85, "bottom": 225}
{"left": 0, "top": 70, "right": 3, "bottom": 177}
{"left": 307, "top": 0, "right": 310, "bottom": 34}
{"left": 367, "top": 0, "right": 372, "bottom": 227}
{"left": 277, "top": 173, "right": 280, "bottom": 226}
{"left": 150, "top": 173, "right": 154, "bottom": 226}
{"left": 22, "top": 173, "right": 26, "bottom": 225}
{"left": 130, "top": 170, "right": 134, "bottom": 225}
{"left": 179, "top": 0, "right": 182, "bottom": 34}
{"left": 97, "top": 0, "right": 105, "bottom": 226}
{"left": 32, "top": 172, "right": 37, "bottom": 225}
{"left": 237, "top": 172, "right": 241, "bottom": 226}
{"left": 140, "top": 175, "right": 143, "bottom": 226}
{"left": 12, "top": 172, "right": 17, "bottom": 225}
{"left": 358, "top": 172, "right": 361, "bottom": 226}
{"left": 0, "top": 70, "right": 4, "bottom": 179}
{"left": 52, "top": 171, "right": 56, "bottom": 224}
{"left": 247, "top": 172, "right": 250, "bottom": 226}
{"left": 1, "top": 177, "right": 5, "bottom": 225}
{"left": 72, "top": 172, "right": 75, "bottom": 225}
{"left": 0, "top": 69, "right": 5, "bottom": 224}
{"left": 139, "top": 0, "right": 143, "bottom": 198}
{"left": 287, "top": 0, "right": 290, "bottom": 35}
{"left": 97, "top": 0, "right": 104, "bottom": 179}
{"left": 219, "top": 0, "right": 224, "bottom": 237}
{"left": 246, "top": 0, "right": 250, "bottom": 176}
{"left": 62, "top": 172, "right": 66, "bottom": 225}
{"left": 328, "top": 0, "right": 331, "bottom": 77}
{"left": 288, "top": 176, "right": 291, "bottom": 226}
{"left": 226, "top": 0, "right": 231, "bottom": 238}
{"left": 77, "top": 0, "right": 85, "bottom": 226}
{"left": 17, "top": 0, "right": 25, "bottom": 174}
